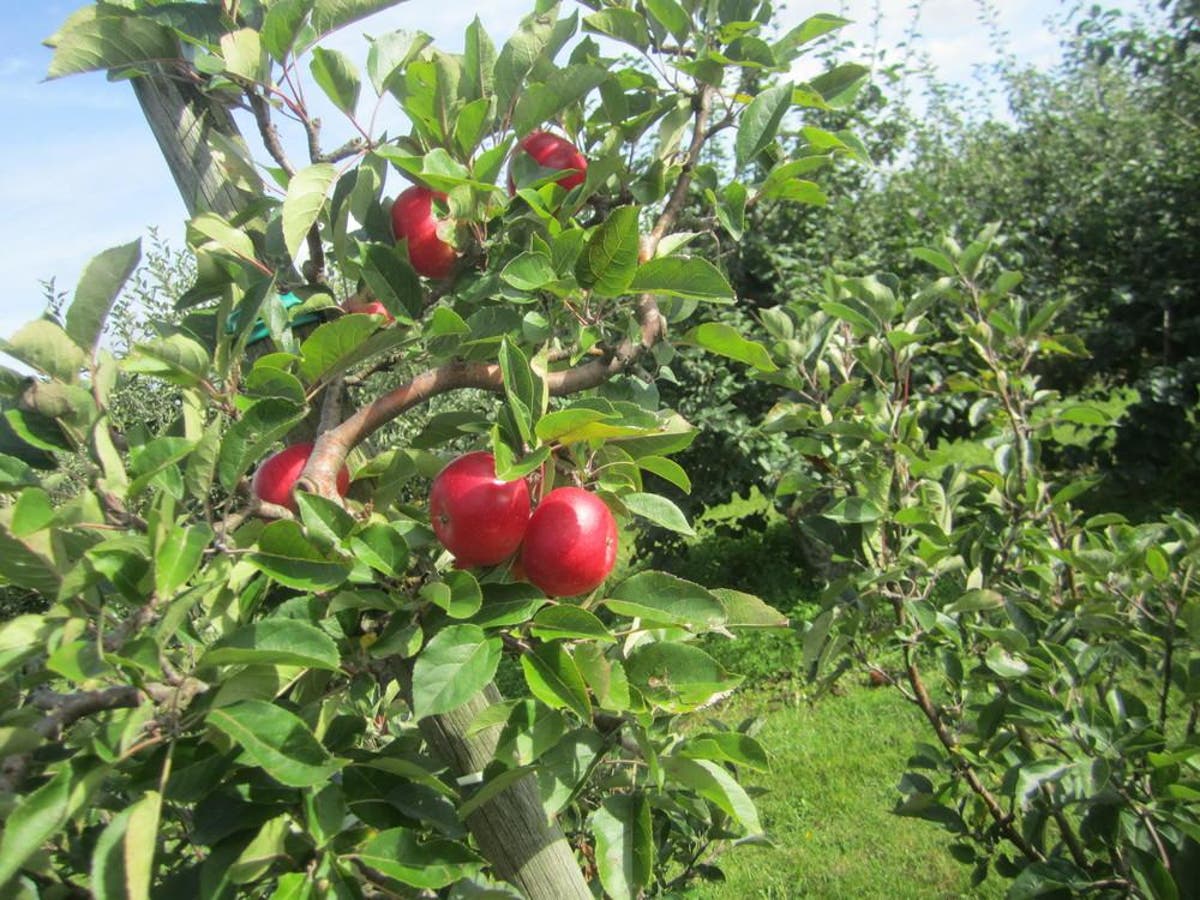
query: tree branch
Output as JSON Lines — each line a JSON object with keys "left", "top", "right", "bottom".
{"left": 298, "top": 81, "right": 717, "bottom": 498}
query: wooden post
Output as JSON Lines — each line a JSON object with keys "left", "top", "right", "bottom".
{"left": 129, "top": 68, "right": 593, "bottom": 899}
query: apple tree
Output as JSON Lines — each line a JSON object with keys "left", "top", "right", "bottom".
{"left": 0, "top": 0, "right": 863, "bottom": 896}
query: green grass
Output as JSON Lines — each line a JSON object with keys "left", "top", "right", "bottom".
{"left": 686, "top": 683, "right": 1009, "bottom": 900}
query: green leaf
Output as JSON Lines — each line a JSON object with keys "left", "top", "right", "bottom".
{"left": 0, "top": 319, "right": 87, "bottom": 383}
{"left": 662, "top": 756, "right": 763, "bottom": 834}
{"left": 985, "top": 645, "right": 1030, "bottom": 679}
{"left": 348, "top": 523, "right": 410, "bottom": 577}
{"left": 367, "top": 28, "right": 433, "bottom": 93}
{"left": 295, "top": 491, "right": 356, "bottom": 547}
{"left": 644, "top": 0, "right": 690, "bottom": 44}
{"left": 220, "top": 28, "right": 264, "bottom": 80}
{"left": 283, "top": 163, "right": 337, "bottom": 263}
{"left": 575, "top": 206, "right": 641, "bottom": 297}
{"left": 201, "top": 619, "right": 341, "bottom": 671}
{"left": 680, "top": 732, "right": 771, "bottom": 772}
{"left": 621, "top": 492, "right": 694, "bottom": 536}
{"left": 583, "top": 9, "right": 650, "bottom": 50}
{"left": 358, "top": 241, "right": 422, "bottom": 322}
{"left": 773, "top": 13, "right": 850, "bottom": 62}
{"left": 494, "top": 9, "right": 556, "bottom": 118}
{"left": 0, "top": 760, "right": 107, "bottom": 887}
{"left": 913, "top": 247, "right": 956, "bottom": 275}
{"left": 261, "top": 0, "right": 313, "bottom": 62}
{"left": 635, "top": 455, "right": 691, "bottom": 493}
{"left": 823, "top": 497, "right": 883, "bottom": 524}
{"left": 501, "top": 252, "right": 558, "bottom": 292}
{"left": 217, "top": 398, "right": 307, "bottom": 491}
{"left": 297, "top": 314, "right": 389, "bottom": 385}
{"left": 625, "top": 642, "right": 741, "bottom": 711}
{"left": 45, "top": 7, "right": 179, "bottom": 79}
{"left": 513, "top": 65, "right": 607, "bottom": 136}
{"left": 124, "top": 333, "right": 211, "bottom": 387}
{"left": 422, "top": 569, "right": 484, "bottom": 619}
{"left": 10, "top": 487, "right": 55, "bottom": 537}
{"left": 65, "top": 240, "right": 141, "bottom": 356}
{"left": 710, "top": 588, "right": 789, "bottom": 629}
{"left": 355, "top": 828, "right": 483, "bottom": 889}
{"left": 521, "top": 643, "right": 592, "bottom": 720}
{"left": 530, "top": 606, "right": 615, "bottom": 642}
{"left": 411, "top": 625, "right": 502, "bottom": 718}
{"left": 591, "top": 795, "right": 654, "bottom": 900}
{"left": 735, "top": 82, "right": 792, "bottom": 168}
{"left": 310, "top": 47, "right": 361, "bottom": 115}
{"left": 630, "top": 256, "right": 734, "bottom": 302}
{"left": 245, "top": 520, "right": 352, "bottom": 591}
{"left": 309, "top": 0, "right": 408, "bottom": 41}
{"left": 462, "top": 16, "right": 496, "bottom": 101}
{"left": 683, "top": 322, "right": 777, "bottom": 372}
{"left": 605, "top": 571, "right": 726, "bottom": 629}
{"left": 155, "top": 523, "right": 213, "bottom": 598}
{"left": 123, "top": 790, "right": 162, "bottom": 899}
{"left": 207, "top": 700, "right": 345, "bottom": 788}
{"left": 0, "top": 615, "right": 55, "bottom": 673}
{"left": 808, "top": 63, "right": 869, "bottom": 108}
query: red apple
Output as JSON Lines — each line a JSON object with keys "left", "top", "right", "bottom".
{"left": 389, "top": 186, "right": 458, "bottom": 279}
{"left": 507, "top": 131, "right": 588, "bottom": 195}
{"left": 252, "top": 443, "right": 351, "bottom": 511}
{"left": 429, "top": 451, "right": 532, "bottom": 568}
{"left": 343, "top": 298, "right": 395, "bottom": 325}
{"left": 521, "top": 487, "right": 618, "bottom": 597}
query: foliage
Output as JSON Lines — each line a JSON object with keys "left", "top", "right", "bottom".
{"left": 0, "top": 0, "right": 862, "bottom": 896}
{"left": 758, "top": 227, "right": 1200, "bottom": 897}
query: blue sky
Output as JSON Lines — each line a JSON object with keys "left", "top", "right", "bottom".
{"left": 0, "top": 0, "right": 1149, "bottom": 344}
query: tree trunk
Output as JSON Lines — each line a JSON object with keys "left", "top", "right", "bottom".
{"left": 130, "top": 69, "right": 592, "bottom": 900}
{"left": 131, "top": 72, "right": 257, "bottom": 219}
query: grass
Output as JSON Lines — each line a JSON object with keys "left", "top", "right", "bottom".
{"left": 686, "top": 682, "right": 1009, "bottom": 900}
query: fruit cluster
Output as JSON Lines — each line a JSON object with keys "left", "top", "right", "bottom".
{"left": 252, "top": 447, "right": 617, "bottom": 597}
{"left": 429, "top": 451, "right": 617, "bottom": 597}
{"left": 389, "top": 131, "right": 588, "bottom": 279}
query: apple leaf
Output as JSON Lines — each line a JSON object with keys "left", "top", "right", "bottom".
{"left": 367, "top": 29, "right": 434, "bottom": 94}
{"left": 154, "top": 523, "right": 213, "bottom": 598}
{"left": 629, "top": 257, "right": 734, "bottom": 302}
{"left": 530, "top": 606, "right": 615, "bottom": 643}
{"left": 735, "top": 81, "right": 792, "bottom": 168}
{"left": 0, "top": 320, "right": 87, "bottom": 384}
{"left": 575, "top": 206, "right": 641, "bottom": 297}
{"left": 521, "top": 642, "right": 592, "bottom": 721}
{"left": 309, "top": 0, "right": 409, "bottom": 43}
{"left": 45, "top": 7, "right": 179, "bottom": 80}
{"left": 244, "top": 520, "right": 352, "bottom": 591}
{"left": 644, "top": 0, "right": 690, "bottom": 44}
{"left": 513, "top": 65, "right": 607, "bottom": 136}
{"left": 282, "top": 163, "right": 337, "bottom": 263}
{"left": 583, "top": 9, "right": 650, "bottom": 50}
{"left": 411, "top": 625, "right": 502, "bottom": 718}
{"left": 625, "top": 642, "right": 742, "bottom": 712}
{"left": 710, "top": 588, "right": 789, "bottom": 629}
{"left": 591, "top": 795, "right": 655, "bottom": 900}
{"left": 310, "top": 47, "right": 361, "bottom": 116}
{"left": 207, "top": 700, "right": 345, "bottom": 788}
{"left": 682, "top": 322, "right": 778, "bottom": 372}
{"left": 773, "top": 13, "right": 851, "bottom": 62}
{"left": 199, "top": 619, "right": 341, "bottom": 671}
{"left": 620, "top": 492, "right": 695, "bottom": 536}
{"left": 603, "top": 571, "right": 725, "bottom": 630}
{"left": 662, "top": 756, "right": 763, "bottom": 834}
{"left": 65, "top": 240, "right": 141, "bottom": 357}
{"left": 355, "top": 828, "right": 482, "bottom": 888}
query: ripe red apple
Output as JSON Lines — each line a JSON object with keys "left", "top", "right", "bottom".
{"left": 389, "top": 185, "right": 458, "bottom": 279}
{"left": 507, "top": 131, "right": 588, "bottom": 195}
{"left": 429, "top": 451, "right": 532, "bottom": 568}
{"left": 521, "top": 487, "right": 618, "bottom": 597}
{"left": 252, "top": 443, "right": 350, "bottom": 511}
{"left": 343, "top": 298, "right": 394, "bottom": 325}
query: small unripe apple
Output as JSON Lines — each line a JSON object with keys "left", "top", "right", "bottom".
{"left": 252, "top": 443, "right": 350, "bottom": 511}
{"left": 507, "top": 131, "right": 588, "bottom": 195}
{"left": 521, "top": 487, "right": 618, "bottom": 597}
{"left": 429, "top": 451, "right": 532, "bottom": 568}
{"left": 343, "top": 298, "right": 395, "bottom": 325}
{"left": 389, "top": 185, "right": 458, "bottom": 280}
